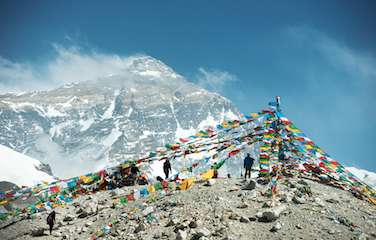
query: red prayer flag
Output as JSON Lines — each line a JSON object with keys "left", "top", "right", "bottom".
{"left": 179, "top": 138, "right": 189, "bottom": 143}
{"left": 162, "top": 180, "right": 169, "bottom": 189}
{"left": 228, "top": 149, "right": 240, "bottom": 157}
{"left": 126, "top": 194, "right": 135, "bottom": 201}
{"left": 49, "top": 186, "right": 60, "bottom": 193}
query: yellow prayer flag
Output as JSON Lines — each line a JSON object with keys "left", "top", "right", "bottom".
{"left": 147, "top": 185, "right": 156, "bottom": 193}
{"left": 201, "top": 169, "right": 214, "bottom": 180}
{"left": 179, "top": 178, "right": 195, "bottom": 190}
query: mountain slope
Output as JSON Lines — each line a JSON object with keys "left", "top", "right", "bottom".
{"left": 0, "top": 144, "right": 55, "bottom": 187}
{"left": 346, "top": 167, "right": 376, "bottom": 188}
{"left": 1, "top": 178, "right": 375, "bottom": 240}
{"left": 0, "top": 56, "right": 240, "bottom": 178}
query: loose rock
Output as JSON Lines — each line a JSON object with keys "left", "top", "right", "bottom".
{"left": 176, "top": 230, "right": 187, "bottom": 240}
{"left": 240, "top": 216, "right": 250, "bottom": 223}
{"left": 205, "top": 179, "right": 216, "bottom": 186}
{"left": 242, "top": 180, "right": 256, "bottom": 190}
{"left": 258, "top": 205, "right": 287, "bottom": 222}
{"left": 31, "top": 228, "right": 45, "bottom": 237}
{"left": 270, "top": 222, "right": 282, "bottom": 232}
{"left": 134, "top": 223, "right": 146, "bottom": 233}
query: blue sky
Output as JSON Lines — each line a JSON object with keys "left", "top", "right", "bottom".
{"left": 0, "top": 1, "right": 375, "bottom": 171}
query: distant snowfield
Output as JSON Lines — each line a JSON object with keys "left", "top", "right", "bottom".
{"left": 346, "top": 167, "right": 376, "bottom": 188}
{"left": 0, "top": 144, "right": 55, "bottom": 187}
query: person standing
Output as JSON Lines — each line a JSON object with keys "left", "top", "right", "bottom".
{"left": 163, "top": 159, "right": 172, "bottom": 179}
{"left": 46, "top": 210, "right": 56, "bottom": 235}
{"left": 243, "top": 153, "right": 255, "bottom": 179}
{"left": 276, "top": 96, "right": 281, "bottom": 112}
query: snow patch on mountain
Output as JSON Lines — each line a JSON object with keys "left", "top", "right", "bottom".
{"left": 103, "top": 90, "right": 120, "bottom": 119}
{"left": 102, "top": 126, "right": 122, "bottom": 147}
{"left": 49, "top": 121, "right": 72, "bottom": 137}
{"left": 79, "top": 118, "right": 95, "bottom": 132}
{"left": 175, "top": 125, "right": 196, "bottom": 139}
{"left": 0, "top": 144, "right": 55, "bottom": 187}
{"left": 346, "top": 167, "right": 376, "bottom": 188}
{"left": 44, "top": 106, "right": 65, "bottom": 117}
{"left": 197, "top": 114, "right": 217, "bottom": 130}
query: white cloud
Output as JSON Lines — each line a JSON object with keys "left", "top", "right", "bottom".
{"left": 0, "top": 45, "right": 144, "bottom": 93}
{"left": 0, "top": 56, "right": 41, "bottom": 92}
{"left": 195, "top": 67, "right": 237, "bottom": 93}
{"left": 283, "top": 26, "right": 376, "bottom": 169}
{"left": 287, "top": 26, "right": 376, "bottom": 81}
{"left": 0, "top": 44, "right": 239, "bottom": 95}
{"left": 346, "top": 166, "right": 376, "bottom": 188}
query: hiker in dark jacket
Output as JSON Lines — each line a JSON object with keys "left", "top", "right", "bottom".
{"left": 46, "top": 210, "right": 56, "bottom": 235}
{"left": 163, "top": 159, "right": 172, "bottom": 179}
{"left": 243, "top": 153, "right": 255, "bottom": 179}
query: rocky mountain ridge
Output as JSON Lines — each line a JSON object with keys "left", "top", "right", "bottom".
{"left": 0, "top": 56, "right": 240, "bottom": 178}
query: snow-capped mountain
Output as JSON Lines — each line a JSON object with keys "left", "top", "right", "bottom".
{"left": 346, "top": 167, "right": 376, "bottom": 188}
{"left": 0, "top": 144, "right": 55, "bottom": 187}
{"left": 0, "top": 56, "right": 240, "bottom": 178}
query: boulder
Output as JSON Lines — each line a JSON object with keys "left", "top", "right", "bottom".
{"left": 166, "top": 217, "right": 179, "bottom": 227}
{"left": 229, "top": 213, "right": 239, "bottom": 220}
{"left": 176, "top": 230, "right": 187, "bottom": 240}
{"left": 85, "top": 221, "right": 93, "bottom": 227}
{"left": 63, "top": 215, "right": 75, "bottom": 222}
{"left": 204, "top": 179, "right": 216, "bottom": 186}
{"left": 192, "top": 227, "right": 211, "bottom": 239}
{"left": 242, "top": 180, "right": 256, "bottom": 190}
{"left": 78, "top": 211, "right": 88, "bottom": 218}
{"left": 240, "top": 216, "right": 250, "bottom": 223}
{"left": 248, "top": 216, "right": 257, "bottom": 222}
{"left": 174, "top": 223, "right": 188, "bottom": 233}
{"left": 134, "top": 223, "right": 146, "bottom": 233}
{"left": 258, "top": 205, "right": 287, "bottom": 222}
{"left": 292, "top": 196, "right": 306, "bottom": 204}
{"left": 31, "top": 228, "right": 45, "bottom": 237}
{"left": 270, "top": 222, "right": 282, "bottom": 232}
{"left": 189, "top": 220, "right": 198, "bottom": 228}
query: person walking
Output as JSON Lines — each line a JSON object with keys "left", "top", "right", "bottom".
{"left": 46, "top": 210, "right": 56, "bottom": 235}
{"left": 163, "top": 159, "right": 172, "bottom": 179}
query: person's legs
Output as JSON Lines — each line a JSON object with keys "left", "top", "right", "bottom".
{"left": 164, "top": 169, "right": 169, "bottom": 179}
{"left": 49, "top": 223, "right": 53, "bottom": 234}
{"left": 245, "top": 168, "right": 251, "bottom": 179}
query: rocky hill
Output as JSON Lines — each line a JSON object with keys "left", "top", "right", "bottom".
{"left": 1, "top": 177, "right": 375, "bottom": 240}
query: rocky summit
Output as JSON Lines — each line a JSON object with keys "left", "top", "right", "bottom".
{"left": 0, "top": 177, "right": 375, "bottom": 240}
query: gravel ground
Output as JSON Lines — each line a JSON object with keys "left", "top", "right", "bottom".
{"left": 0, "top": 177, "right": 375, "bottom": 240}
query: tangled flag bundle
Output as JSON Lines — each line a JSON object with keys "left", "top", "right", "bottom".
{"left": 1, "top": 99, "right": 375, "bottom": 224}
